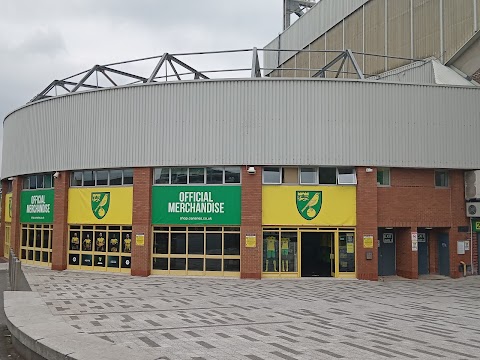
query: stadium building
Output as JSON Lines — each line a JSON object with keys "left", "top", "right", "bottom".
{"left": 1, "top": 0, "right": 480, "bottom": 280}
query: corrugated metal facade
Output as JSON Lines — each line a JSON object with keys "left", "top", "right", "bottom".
{"left": 3, "top": 79, "right": 480, "bottom": 178}
{"left": 263, "top": 0, "right": 369, "bottom": 73}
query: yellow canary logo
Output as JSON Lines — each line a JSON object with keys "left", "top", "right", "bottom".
{"left": 296, "top": 191, "right": 322, "bottom": 220}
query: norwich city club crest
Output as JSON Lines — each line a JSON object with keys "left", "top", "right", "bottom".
{"left": 296, "top": 191, "right": 322, "bottom": 220}
{"left": 8, "top": 197, "right": 12, "bottom": 218}
{"left": 91, "top": 192, "right": 110, "bottom": 219}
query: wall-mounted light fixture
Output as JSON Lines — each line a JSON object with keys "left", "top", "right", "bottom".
{"left": 247, "top": 166, "right": 256, "bottom": 175}
{"left": 365, "top": 168, "right": 373, "bottom": 173}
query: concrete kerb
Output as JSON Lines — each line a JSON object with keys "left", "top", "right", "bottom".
{"left": 4, "top": 292, "right": 157, "bottom": 360}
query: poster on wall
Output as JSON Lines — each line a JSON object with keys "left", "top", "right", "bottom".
{"left": 20, "top": 189, "right": 54, "bottom": 223}
{"left": 152, "top": 186, "right": 241, "bottom": 225}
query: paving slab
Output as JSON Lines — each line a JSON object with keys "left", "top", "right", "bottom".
{"left": 10, "top": 266, "right": 480, "bottom": 359}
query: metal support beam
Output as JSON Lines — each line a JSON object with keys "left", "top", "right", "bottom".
{"left": 335, "top": 56, "right": 347, "bottom": 78}
{"left": 169, "top": 56, "right": 209, "bottom": 79}
{"left": 346, "top": 49, "right": 365, "bottom": 79}
{"left": 71, "top": 65, "right": 99, "bottom": 93}
{"left": 167, "top": 59, "right": 182, "bottom": 80}
{"left": 102, "top": 66, "right": 147, "bottom": 83}
{"left": 100, "top": 70, "right": 118, "bottom": 86}
{"left": 148, "top": 53, "right": 169, "bottom": 83}
{"left": 251, "top": 47, "right": 262, "bottom": 78}
{"left": 313, "top": 51, "right": 346, "bottom": 78}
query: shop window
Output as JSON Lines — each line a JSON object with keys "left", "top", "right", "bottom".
{"left": 171, "top": 233, "right": 186, "bottom": 254}
{"left": 377, "top": 168, "right": 390, "bottom": 186}
{"left": 280, "top": 232, "right": 298, "bottom": 272}
{"left": 263, "top": 230, "right": 299, "bottom": 274}
{"left": 224, "top": 259, "right": 240, "bottom": 272}
{"left": 263, "top": 167, "right": 281, "bottom": 184}
{"left": 170, "top": 258, "right": 186, "bottom": 270}
{"left": 339, "top": 232, "right": 355, "bottom": 273}
{"left": 189, "top": 168, "right": 205, "bottom": 184}
{"left": 300, "top": 167, "right": 317, "bottom": 184}
{"left": 319, "top": 167, "right": 337, "bottom": 184}
{"left": 337, "top": 168, "right": 357, "bottom": 185}
{"left": 435, "top": 170, "right": 448, "bottom": 187}
{"left": 206, "top": 167, "right": 223, "bottom": 184}
{"left": 224, "top": 233, "right": 240, "bottom": 255}
{"left": 153, "top": 257, "right": 168, "bottom": 270}
{"left": 206, "top": 233, "right": 222, "bottom": 255}
{"left": 188, "top": 258, "right": 204, "bottom": 271}
{"left": 263, "top": 232, "right": 279, "bottom": 272}
{"left": 153, "top": 233, "right": 169, "bottom": 254}
{"left": 20, "top": 224, "right": 53, "bottom": 266}
{"left": 206, "top": 258, "right": 222, "bottom": 271}
{"left": 188, "top": 233, "right": 205, "bottom": 255}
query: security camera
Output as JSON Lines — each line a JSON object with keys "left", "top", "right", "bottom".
{"left": 247, "top": 166, "right": 256, "bottom": 174}
{"left": 53, "top": 172, "right": 60, "bottom": 178}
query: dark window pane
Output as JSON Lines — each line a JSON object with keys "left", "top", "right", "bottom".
{"left": 108, "top": 232, "right": 120, "bottom": 252}
{"left": 319, "top": 167, "right": 337, "bottom": 184}
{"left": 35, "top": 251, "right": 41, "bottom": 261}
{"left": 94, "top": 255, "right": 106, "bottom": 267}
{"left": 154, "top": 168, "right": 170, "bottom": 184}
{"left": 82, "top": 231, "right": 93, "bottom": 251}
{"left": 121, "top": 256, "right": 131, "bottom": 268}
{"left": 224, "top": 259, "right": 240, "bottom": 272}
{"left": 122, "top": 233, "right": 132, "bottom": 253}
{"left": 170, "top": 258, "right": 186, "bottom": 270}
{"left": 44, "top": 174, "right": 52, "bottom": 188}
{"left": 224, "top": 167, "right": 241, "bottom": 183}
{"left": 107, "top": 256, "right": 120, "bottom": 268}
{"left": 123, "top": 169, "right": 133, "bottom": 185}
{"left": 206, "top": 259, "right": 221, "bottom": 271}
{"left": 153, "top": 257, "right": 168, "bottom": 270}
{"left": 171, "top": 168, "right": 187, "bottom": 184}
{"left": 23, "top": 178, "right": 29, "bottom": 190}
{"left": 206, "top": 167, "right": 223, "bottom": 184}
{"left": 224, "top": 233, "right": 240, "bottom": 255}
{"left": 171, "top": 227, "right": 186, "bottom": 231}
{"left": 171, "top": 233, "right": 186, "bottom": 254}
{"left": 28, "top": 250, "right": 33, "bottom": 260}
{"left": 96, "top": 170, "right": 108, "bottom": 186}
{"left": 29, "top": 175, "right": 37, "bottom": 189}
{"left": 83, "top": 171, "right": 95, "bottom": 186}
{"left": 28, "top": 229, "right": 34, "bottom": 247}
{"left": 224, "top": 227, "right": 240, "bottom": 232}
{"left": 37, "top": 175, "right": 44, "bottom": 189}
{"left": 95, "top": 232, "right": 106, "bottom": 252}
{"left": 188, "top": 233, "right": 204, "bottom": 255}
{"left": 188, "top": 258, "right": 204, "bottom": 271}
{"left": 70, "top": 231, "right": 80, "bottom": 251}
{"left": 35, "top": 230, "right": 42, "bottom": 248}
{"left": 206, "top": 233, "right": 222, "bottom": 255}
{"left": 69, "top": 253, "right": 79, "bottom": 265}
{"left": 109, "top": 170, "right": 122, "bottom": 185}
{"left": 81, "top": 254, "right": 93, "bottom": 266}
{"left": 189, "top": 168, "right": 205, "bottom": 184}
{"left": 153, "top": 233, "right": 169, "bottom": 254}
{"left": 43, "top": 230, "right": 50, "bottom": 249}
{"left": 21, "top": 229, "right": 27, "bottom": 246}
{"left": 42, "top": 251, "right": 49, "bottom": 263}
{"left": 21, "top": 249, "right": 26, "bottom": 259}
{"left": 72, "top": 172, "right": 82, "bottom": 186}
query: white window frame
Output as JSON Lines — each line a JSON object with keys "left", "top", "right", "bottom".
{"left": 299, "top": 167, "right": 318, "bottom": 184}
{"left": 262, "top": 167, "right": 282, "bottom": 184}
{"left": 337, "top": 168, "right": 357, "bottom": 185}
{"left": 377, "top": 168, "right": 391, "bottom": 187}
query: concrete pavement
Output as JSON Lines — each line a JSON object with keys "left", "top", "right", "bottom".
{"left": 9, "top": 265, "right": 480, "bottom": 359}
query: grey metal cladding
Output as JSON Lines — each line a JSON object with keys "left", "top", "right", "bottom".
{"left": 263, "top": 0, "right": 369, "bottom": 73}
{"left": 2, "top": 78, "right": 480, "bottom": 179}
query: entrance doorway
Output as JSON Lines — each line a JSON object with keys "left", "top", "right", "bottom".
{"left": 301, "top": 232, "right": 333, "bottom": 277}
{"left": 378, "top": 229, "right": 396, "bottom": 276}
{"left": 438, "top": 233, "right": 450, "bottom": 276}
{"left": 417, "top": 231, "right": 429, "bottom": 275}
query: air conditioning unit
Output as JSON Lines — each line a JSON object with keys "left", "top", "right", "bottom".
{"left": 465, "top": 170, "right": 480, "bottom": 200}
{"left": 466, "top": 202, "right": 480, "bottom": 217}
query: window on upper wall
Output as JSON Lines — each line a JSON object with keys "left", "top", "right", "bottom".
{"left": 377, "top": 168, "right": 390, "bottom": 186}
{"left": 282, "top": 167, "right": 298, "bottom": 184}
{"left": 23, "top": 174, "right": 54, "bottom": 190}
{"left": 337, "top": 168, "right": 357, "bottom": 185}
{"left": 263, "top": 167, "right": 282, "bottom": 184}
{"left": 299, "top": 167, "right": 317, "bottom": 184}
{"left": 319, "top": 167, "right": 337, "bottom": 185}
{"left": 435, "top": 170, "right": 449, "bottom": 187}
{"left": 154, "top": 167, "right": 241, "bottom": 185}
{"left": 70, "top": 169, "right": 133, "bottom": 187}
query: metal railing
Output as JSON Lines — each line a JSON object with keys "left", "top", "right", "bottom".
{"left": 8, "top": 249, "right": 22, "bottom": 291}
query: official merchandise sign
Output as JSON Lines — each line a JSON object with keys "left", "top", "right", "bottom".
{"left": 68, "top": 187, "right": 133, "bottom": 224}
{"left": 262, "top": 186, "right": 356, "bottom": 226}
{"left": 20, "top": 189, "right": 54, "bottom": 223}
{"left": 152, "top": 186, "right": 241, "bottom": 225}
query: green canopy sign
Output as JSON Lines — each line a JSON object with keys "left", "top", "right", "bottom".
{"left": 152, "top": 186, "right": 241, "bottom": 225}
{"left": 20, "top": 189, "right": 54, "bottom": 223}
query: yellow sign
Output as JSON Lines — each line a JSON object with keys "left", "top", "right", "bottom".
{"left": 363, "top": 235, "right": 374, "bottom": 249}
{"left": 245, "top": 235, "right": 256, "bottom": 248}
{"left": 68, "top": 187, "right": 133, "bottom": 224}
{"left": 262, "top": 186, "right": 356, "bottom": 226}
{"left": 136, "top": 233, "right": 145, "bottom": 246}
{"left": 4, "top": 193, "right": 12, "bottom": 223}
{"left": 347, "top": 242, "right": 354, "bottom": 253}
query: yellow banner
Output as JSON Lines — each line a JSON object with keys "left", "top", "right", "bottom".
{"left": 68, "top": 187, "right": 133, "bottom": 224}
{"left": 262, "top": 186, "right": 356, "bottom": 226}
{"left": 4, "top": 193, "right": 12, "bottom": 223}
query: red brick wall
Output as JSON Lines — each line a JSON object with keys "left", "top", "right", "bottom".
{"left": 355, "top": 167, "right": 378, "bottom": 280}
{"left": 51, "top": 171, "right": 69, "bottom": 271}
{"left": 241, "top": 166, "right": 262, "bottom": 279}
{"left": 396, "top": 227, "right": 418, "bottom": 279}
{"left": 9, "top": 177, "right": 22, "bottom": 257}
{"left": 0, "top": 180, "right": 8, "bottom": 257}
{"left": 131, "top": 168, "right": 152, "bottom": 277}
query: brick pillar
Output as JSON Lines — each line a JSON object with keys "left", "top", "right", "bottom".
{"left": 52, "top": 171, "right": 69, "bottom": 271}
{"left": 449, "top": 170, "right": 470, "bottom": 278}
{"left": 240, "top": 166, "right": 262, "bottom": 279}
{"left": 0, "top": 180, "right": 8, "bottom": 257}
{"left": 355, "top": 167, "right": 378, "bottom": 280}
{"left": 131, "top": 167, "right": 152, "bottom": 277}
{"left": 396, "top": 227, "right": 418, "bottom": 279}
{"left": 9, "top": 177, "right": 22, "bottom": 257}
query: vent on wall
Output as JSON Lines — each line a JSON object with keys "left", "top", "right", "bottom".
{"left": 466, "top": 202, "right": 480, "bottom": 217}
{"left": 465, "top": 170, "right": 480, "bottom": 200}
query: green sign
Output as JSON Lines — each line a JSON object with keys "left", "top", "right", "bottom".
{"left": 152, "top": 186, "right": 241, "bottom": 225}
{"left": 473, "top": 219, "right": 480, "bottom": 232}
{"left": 296, "top": 191, "right": 322, "bottom": 220}
{"left": 20, "top": 189, "right": 54, "bottom": 223}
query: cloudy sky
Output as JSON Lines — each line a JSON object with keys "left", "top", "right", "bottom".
{"left": 0, "top": 0, "right": 288, "bottom": 168}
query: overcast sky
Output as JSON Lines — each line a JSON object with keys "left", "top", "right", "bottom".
{"left": 0, "top": 0, "right": 286, "bottom": 170}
